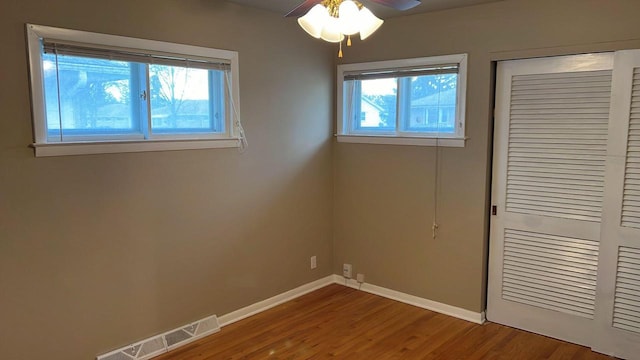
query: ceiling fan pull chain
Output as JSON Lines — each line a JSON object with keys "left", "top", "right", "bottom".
{"left": 339, "top": 39, "right": 343, "bottom": 58}
{"left": 347, "top": 35, "right": 352, "bottom": 46}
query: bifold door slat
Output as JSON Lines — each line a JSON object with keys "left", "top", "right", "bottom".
{"left": 512, "top": 78, "right": 611, "bottom": 87}
{"left": 504, "top": 247, "right": 598, "bottom": 269}
{"left": 508, "top": 138, "right": 607, "bottom": 146}
{"left": 503, "top": 253, "right": 598, "bottom": 277}
{"left": 507, "top": 192, "right": 601, "bottom": 205}
{"left": 613, "top": 246, "right": 640, "bottom": 334}
{"left": 502, "top": 294, "right": 595, "bottom": 318}
{"left": 510, "top": 113, "right": 609, "bottom": 120}
{"left": 503, "top": 259, "right": 597, "bottom": 281}
{"left": 503, "top": 260, "right": 597, "bottom": 283}
{"left": 507, "top": 196, "right": 601, "bottom": 212}
{"left": 509, "top": 141, "right": 607, "bottom": 149}
{"left": 503, "top": 289, "right": 595, "bottom": 315}
{"left": 622, "top": 68, "right": 640, "bottom": 229}
{"left": 511, "top": 98, "right": 610, "bottom": 106}
{"left": 502, "top": 227, "right": 599, "bottom": 319}
{"left": 508, "top": 168, "right": 604, "bottom": 179}
{"left": 503, "top": 267, "right": 596, "bottom": 290}
{"left": 508, "top": 176, "right": 603, "bottom": 186}
{"left": 505, "top": 229, "right": 599, "bottom": 246}
{"left": 507, "top": 186, "right": 601, "bottom": 199}
{"left": 515, "top": 70, "right": 612, "bottom": 81}
{"left": 509, "top": 154, "right": 606, "bottom": 162}
{"left": 506, "top": 236, "right": 599, "bottom": 254}
{"left": 504, "top": 282, "right": 596, "bottom": 305}
{"left": 506, "top": 71, "right": 610, "bottom": 222}
{"left": 507, "top": 184, "right": 602, "bottom": 197}
{"left": 511, "top": 88, "right": 612, "bottom": 96}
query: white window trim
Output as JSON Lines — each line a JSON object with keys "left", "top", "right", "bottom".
{"left": 32, "top": 139, "right": 240, "bottom": 157}
{"left": 336, "top": 54, "right": 468, "bottom": 147}
{"left": 26, "top": 24, "right": 242, "bottom": 157}
{"left": 335, "top": 134, "right": 466, "bottom": 147}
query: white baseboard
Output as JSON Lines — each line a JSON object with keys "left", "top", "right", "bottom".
{"left": 218, "top": 274, "right": 484, "bottom": 328}
{"left": 334, "top": 275, "right": 486, "bottom": 324}
{"left": 218, "top": 275, "right": 336, "bottom": 327}
{"left": 99, "top": 274, "right": 484, "bottom": 359}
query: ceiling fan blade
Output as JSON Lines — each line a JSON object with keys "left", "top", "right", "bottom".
{"left": 285, "top": 0, "right": 322, "bottom": 17}
{"left": 366, "top": 0, "right": 421, "bottom": 11}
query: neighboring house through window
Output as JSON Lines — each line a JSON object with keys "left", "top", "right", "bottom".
{"left": 360, "top": 97, "right": 385, "bottom": 128}
{"left": 337, "top": 54, "right": 468, "bottom": 147}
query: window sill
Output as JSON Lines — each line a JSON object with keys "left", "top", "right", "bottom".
{"left": 336, "top": 135, "right": 467, "bottom": 147}
{"left": 32, "top": 138, "right": 240, "bottom": 157}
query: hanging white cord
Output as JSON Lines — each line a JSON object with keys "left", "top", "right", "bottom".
{"left": 348, "top": 80, "right": 356, "bottom": 128}
{"left": 432, "top": 140, "right": 440, "bottom": 239}
{"left": 53, "top": 46, "right": 64, "bottom": 142}
{"left": 432, "top": 78, "right": 443, "bottom": 239}
{"left": 224, "top": 70, "right": 248, "bottom": 153}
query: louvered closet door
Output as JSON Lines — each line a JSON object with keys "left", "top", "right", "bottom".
{"left": 488, "top": 53, "right": 614, "bottom": 347}
{"left": 593, "top": 50, "right": 640, "bottom": 360}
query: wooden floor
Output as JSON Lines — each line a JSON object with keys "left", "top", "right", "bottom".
{"left": 155, "top": 284, "right": 614, "bottom": 359}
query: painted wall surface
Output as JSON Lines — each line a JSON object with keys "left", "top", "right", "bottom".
{"left": 0, "top": 1, "right": 334, "bottom": 359}
{"left": 4, "top": 0, "right": 640, "bottom": 358}
{"left": 333, "top": 0, "right": 640, "bottom": 313}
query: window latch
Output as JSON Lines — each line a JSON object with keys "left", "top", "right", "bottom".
{"left": 492, "top": 205, "right": 497, "bottom": 216}
{"left": 140, "top": 90, "right": 147, "bottom": 101}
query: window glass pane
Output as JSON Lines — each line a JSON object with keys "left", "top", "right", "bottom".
{"left": 356, "top": 78, "right": 396, "bottom": 131}
{"left": 149, "top": 65, "right": 224, "bottom": 134}
{"left": 402, "top": 73, "right": 458, "bottom": 133}
{"left": 42, "top": 53, "right": 137, "bottom": 138}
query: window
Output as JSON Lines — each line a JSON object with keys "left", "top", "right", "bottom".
{"left": 26, "top": 24, "right": 243, "bottom": 157}
{"left": 337, "top": 54, "right": 467, "bottom": 147}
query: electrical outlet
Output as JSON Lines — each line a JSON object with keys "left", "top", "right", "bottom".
{"left": 356, "top": 273, "right": 365, "bottom": 283}
{"left": 310, "top": 256, "right": 317, "bottom": 269}
{"left": 343, "top": 263, "right": 352, "bottom": 279}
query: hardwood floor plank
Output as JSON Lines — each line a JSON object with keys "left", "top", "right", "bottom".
{"left": 153, "top": 284, "right": 614, "bottom": 360}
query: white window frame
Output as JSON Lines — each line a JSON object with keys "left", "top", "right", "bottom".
{"left": 337, "top": 54, "right": 468, "bottom": 147}
{"left": 26, "top": 24, "right": 242, "bottom": 157}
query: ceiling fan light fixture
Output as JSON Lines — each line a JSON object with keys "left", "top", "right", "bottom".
{"left": 338, "top": 0, "right": 361, "bottom": 36}
{"left": 358, "top": 7, "right": 384, "bottom": 40}
{"left": 294, "top": 0, "right": 387, "bottom": 56}
{"left": 320, "top": 16, "right": 345, "bottom": 43}
{"left": 297, "top": 4, "right": 330, "bottom": 38}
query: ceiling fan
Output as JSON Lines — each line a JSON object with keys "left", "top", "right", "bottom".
{"left": 287, "top": 0, "right": 421, "bottom": 57}
{"left": 285, "top": 0, "right": 422, "bottom": 18}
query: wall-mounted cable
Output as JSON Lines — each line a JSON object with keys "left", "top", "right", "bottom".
{"left": 432, "top": 83, "right": 444, "bottom": 240}
{"left": 225, "top": 71, "right": 248, "bottom": 153}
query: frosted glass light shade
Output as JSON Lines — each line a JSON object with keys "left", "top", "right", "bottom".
{"left": 320, "top": 16, "right": 345, "bottom": 43}
{"left": 298, "top": 4, "right": 330, "bottom": 38}
{"left": 338, "top": 0, "right": 361, "bottom": 36}
{"left": 359, "top": 7, "right": 384, "bottom": 40}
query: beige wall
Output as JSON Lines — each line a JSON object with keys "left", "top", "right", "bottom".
{"left": 4, "top": 0, "right": 640, "bottom": 358}
{"left": 334, "top": 0, "right": 640, "bottom": 313}
{"left": 0, "top": 1, "right": 334, "bottom": 359}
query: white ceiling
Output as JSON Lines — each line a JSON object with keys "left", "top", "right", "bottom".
{"left": 226, "top": 0, "right": 505, "bottom": 19}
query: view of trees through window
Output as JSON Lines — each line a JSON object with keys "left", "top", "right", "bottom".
{"left": 43, "top": 53, "right": 135, "bottom": 134}
{"left": 358, "top": 73, "right": 458, "bottom": 133}
{"left": 42, "top": 54, "right": 224, "bottom": 138}
{"left": 149, "top": 65, "right": 224, "bottom": 133}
